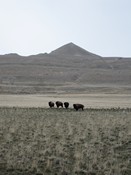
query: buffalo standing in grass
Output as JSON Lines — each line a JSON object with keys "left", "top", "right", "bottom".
{"left": 64, "top": 102, "right": 69, "bottom": 109}
{"left": 56, "top": 101, "right": 63, "bottom": 108}
{"left": 73, "top": 104, "right": 84, "bottom": 111}
{"left": 48, "top": 101, "right": 54, "bottom": 108}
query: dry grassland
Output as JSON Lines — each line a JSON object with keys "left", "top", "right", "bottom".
{"left": 0, "top": 94, "right": 131, "bottom": 108}
{"left": 0, "top": 107, "right": 131, "bottom": 175}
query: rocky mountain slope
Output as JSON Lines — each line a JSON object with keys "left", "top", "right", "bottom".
{"left": 0, "top": 43, "right": 131, "bottom": 94}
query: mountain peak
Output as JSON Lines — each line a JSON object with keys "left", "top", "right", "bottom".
{"left": 65, "top": 42, "right": 77, "bottom": 47}
{"left": 50, "top": 42, "right": 95, "bottom": 57}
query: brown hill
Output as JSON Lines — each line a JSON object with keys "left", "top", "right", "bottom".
{"left": 0, "top": 43, "right": 131, "bottom": 94}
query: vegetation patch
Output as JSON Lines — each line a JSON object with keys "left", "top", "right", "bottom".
{"left": 0, "top": 107, "right": 131, "bottom": 175}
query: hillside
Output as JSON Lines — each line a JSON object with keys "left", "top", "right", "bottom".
{"left": 0, "top": 43, "right": 131, "bottom": 94}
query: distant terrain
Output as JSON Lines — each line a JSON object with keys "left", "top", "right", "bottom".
{"left": 0, "top": 94, "right": 131, "bottom": 108}
{"left": 0, "top": 42, "right": 131, "bottom": 94}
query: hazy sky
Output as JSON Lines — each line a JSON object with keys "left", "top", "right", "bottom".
{"left": 0, "top": 0, "right": 131, "bottom": 57}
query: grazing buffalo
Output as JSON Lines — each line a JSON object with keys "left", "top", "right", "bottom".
{"left": 48, "top": 101, "right": 54, "bottom": 108}
{"left": 64, "top": 102, "right": 69, "bottom": 109}
{"left": 56, "top": 101, "right": 63, "bottom": 108}
{"left": 73, "top": 104, "right": 84, "bottom": 111}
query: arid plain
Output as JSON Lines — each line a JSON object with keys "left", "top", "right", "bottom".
{"left": 0, "top": 94, "right": 131, "bottom": 108}
{"left": 0, "top": 43, "right": 131, "bottom": 108}
{"left": 0, "top": 43, "right": 131, "bottom": 175}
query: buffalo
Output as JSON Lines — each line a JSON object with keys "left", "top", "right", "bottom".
{"left": 64, "top": 102, "right": 69, "bottom": 109}
{"left": 56, "top": 101, "right": 63, "bottom": 108}
{"left": 48, "top": 101, "right": 54, "bottom": 108}
{"left": 73, "top": 104, "right": 84, "bottom": 111}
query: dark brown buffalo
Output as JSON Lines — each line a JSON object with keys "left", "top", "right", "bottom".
{"left": 64, "top": 102, "right": 69, "bottom": 109}
{"left": 56, "top": 101, "right": 63, "bottom": 108}
{"left": 48, "top": 101, "right": 54, "bottom": 108}
{"left": 73, "top": 104, "right": 84, "bottom": 111}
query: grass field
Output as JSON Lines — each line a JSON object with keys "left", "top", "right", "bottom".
{"left": 0, "top": 107, "right": 131, "bottom": 175}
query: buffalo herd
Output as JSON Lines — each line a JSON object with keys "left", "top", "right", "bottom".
{"left": 48, "top": 101, "right": 84, "bottom": 111}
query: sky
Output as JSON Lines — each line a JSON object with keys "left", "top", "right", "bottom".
{"left": 0, "top": 0, "right": 131, "bottom": 57}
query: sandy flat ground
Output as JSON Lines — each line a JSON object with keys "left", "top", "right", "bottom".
{"left": 0, "top": 94, "right": 131, "bottom": 108}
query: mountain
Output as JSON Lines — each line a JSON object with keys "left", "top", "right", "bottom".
{"left": 50, "top": 42, "right": 100, "bottom": 57}
{"left": 0, "top": 43, "right": 131, "bottom": 94}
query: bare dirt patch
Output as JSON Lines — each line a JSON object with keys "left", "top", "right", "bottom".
{"left": 0, "top": 94, "right": 131, "bottom": 108}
